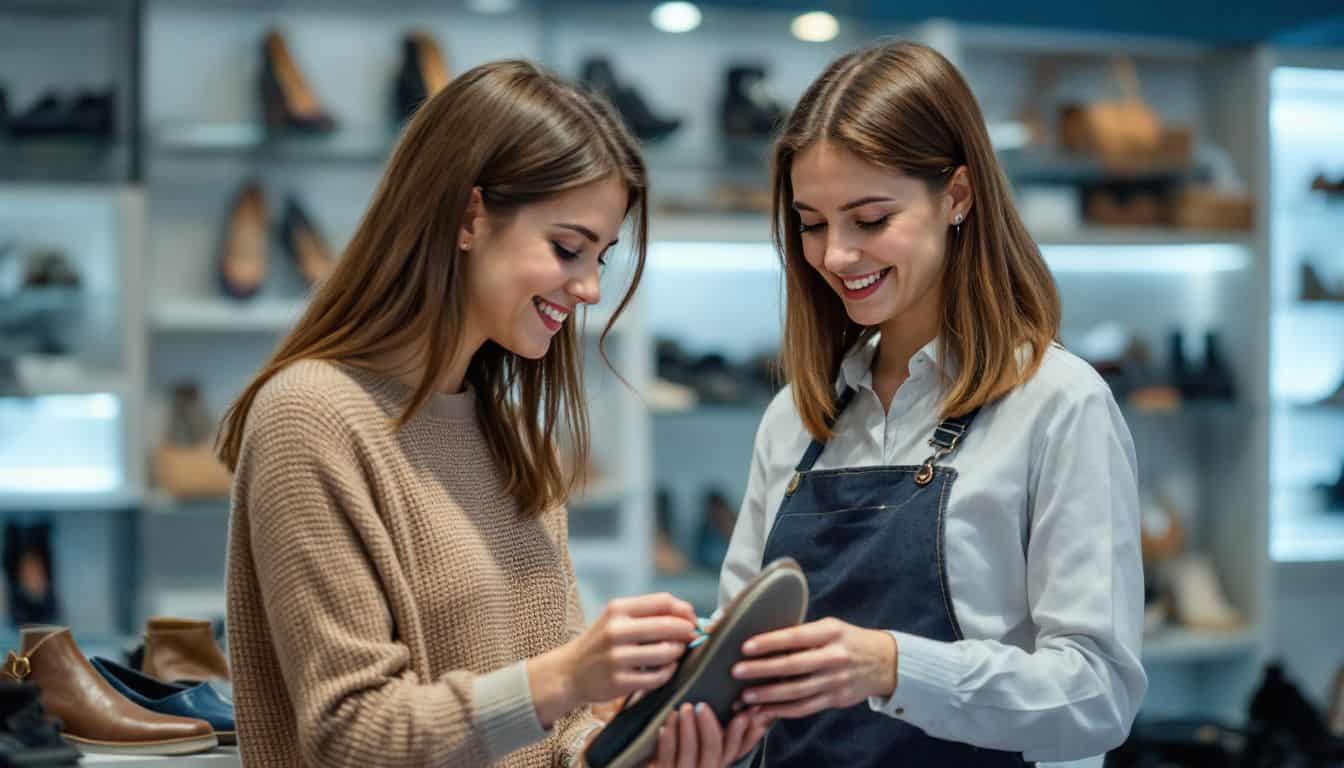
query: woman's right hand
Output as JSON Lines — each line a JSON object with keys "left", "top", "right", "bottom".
{"left": 530, "top": 593, "right": 697, "bottom": 726}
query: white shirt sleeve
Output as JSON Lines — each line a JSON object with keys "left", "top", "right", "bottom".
{"left": 867, "top": 385, "right": 1148, "bottom": 763}
{"left": 715, "top": 407, "right": 776, "bottom": 616}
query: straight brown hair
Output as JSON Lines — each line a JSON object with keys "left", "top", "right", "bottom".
{"left": 218, "top": 59, "right": 648, "bottom": 517}
{"left": 772, "top": 41, "right": 1061, "bottom": 440}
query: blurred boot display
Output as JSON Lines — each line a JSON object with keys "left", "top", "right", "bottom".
{"left": 152, "top": 382, "right": 232, "bottom": 499}
{"left": 260, "top": 29, "right": 336, "bottom": 134}
{"left": 579, "top": 56, "right": 681, "bottom": 143}
{"left": 2, "top": 521, "right": 58, "bottom": 628}
{"left": 653, "top": 488, "right": 688, "bottom": 576}
{"left": 1195, "top": 331, "right": 1236, "bottom": 401}
{"left": 719, "top": 63, "right": 786, "bottom": 139}
{"left": 7, "top": 88, "right": 114, "bottom": 139}
{"left": 1310, "top": 172, "right": 1344, "bottom": 195}
{"left": 280, "top": 196, "right": 336, "bottom": 288}
{"left": 1105, "top": 718, "right": 1245, "bottom": 767}
{"left": 695, "top": 489, "right": 736, "bottom": 571}
{"left": 0, "top": 680, "right": 81, "bottom": 766}
{"left": 1167, "top": 553, "right": 1243, "bottom": 632}
{"left": 217, "top": 180, "right": 268, "bottom": 300}
{"left": 1247, "top": 663, "right": 1344, "bottom": 764}
{"left": 1302, "top": 262, "right": 1344, "bottom": 302}
{"left": 395, "top": 31, "right": 451, "bottom": 122}
{"left": 130, "top": 617, "right": 231, "bottom": 686}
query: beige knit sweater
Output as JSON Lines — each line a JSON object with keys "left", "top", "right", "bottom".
{"left": 227, "top": 360, "right": 600, "bottom": 767}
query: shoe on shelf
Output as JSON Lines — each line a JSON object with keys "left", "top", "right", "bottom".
{"left": 695, "top": 489, "right": 736, "bottom": 571}
{"left": 91, "top": 658, "right": 235, "bottom": 746}
{"left": 1167, "top": 330, "right": 1201, "bottom": 401}
{"left": 4, "top": 626, "right": 217, "bottom": 756}
{"left": 1301, "top": 262, "right": 1344, "bottom": 302}
{"left": 260, "top": 29, "right": 337, "bottom": 134}
{"left": 720, "top": 63, "right": 787, "bottom": 139}
{"left": 138, "top": 617, "right": 231, "bottom": 686}
{"left": 218, "top": 180, "right": 268, "bottom": 299}
{"left": 579, "top": 56, "right": 681, "bottom": 143}
{"left": 0, "top": 680, "right": 81, "bottom": 766}
{"left": 2, "top": 522, "right": 59, "bottom": 629}
{"left": 280, "top": 196, "right": 337, "bottom": 288}
{"left": 1140, "top": 494, "right": 1186, "bottom": 565}
{"left": 394, "top": 31, "right": 451, "bottom": 122}
{"left": 1317, "top": 462, "right": 1344, "bottom": 513}
{"left": 154, "top": 383, "right": 232, "bottom": 499}
{"left": 0, "top": 84, "right": 8, "bottom": 136}
{"left": 583, "top": 558, "right": 808, "bottom": 768}
{"left": 1167, "top": 553, "right": 1243, "bottom": 632}
{"left": 1248, "top": 662, "right": 1341, "bottom": 760}
{"left": 1194, "top": 331, "right": 1236, "bottom": 401}
{"left": 654, "top": 488, "right": 689, "bottom": 576}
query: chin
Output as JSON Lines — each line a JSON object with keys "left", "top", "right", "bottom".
{"left": 504, "top": 334, "right": 553, "bottom": 360}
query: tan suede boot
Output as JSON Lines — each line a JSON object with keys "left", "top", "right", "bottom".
{"left": 141, "top": 618, "right": 229, "bottom": 684}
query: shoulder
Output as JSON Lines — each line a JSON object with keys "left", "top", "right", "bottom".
{"left": 1009, "top": 342, "right": 1115, "bottom": 413}
{"left": 247, "top": 360, "right": 373, "bottom": 446}
{"left": 757, "top": 385, "right": 805, "bottom": 443}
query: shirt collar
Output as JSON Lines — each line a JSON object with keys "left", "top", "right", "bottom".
{"left": 838, "top": 334, "right": 951, "bottom": 394}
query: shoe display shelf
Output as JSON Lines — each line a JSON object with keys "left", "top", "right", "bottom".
{"left": 1267, "top": 49, "right": 1344, "bottom": 566}
{"left": 82, "top": 749, "right": 240, "bottom": 766}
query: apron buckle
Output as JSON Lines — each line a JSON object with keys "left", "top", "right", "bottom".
{"left": 914, "top": 462, "right": 935, "bottom": 486}
{"left": 786, "top": 472, "right": 802, "bottom": 496}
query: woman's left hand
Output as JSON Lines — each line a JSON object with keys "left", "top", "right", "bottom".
{"left": 730, "top": 617, "right": 898, "bottom": 719}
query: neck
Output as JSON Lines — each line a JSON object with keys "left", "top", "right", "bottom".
{"left": 367, "top": 331, "right": 483, "bottom": 396}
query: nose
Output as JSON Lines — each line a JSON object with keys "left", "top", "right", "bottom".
{"left": 822, "top": 230, "right": 862, "bottom": 275}
{"left": 567, "top": 264, "right": 601, "bottom": 306}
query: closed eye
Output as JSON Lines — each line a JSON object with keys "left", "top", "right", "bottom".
{"left": 856, "top": 214, "right": 890, "bottom": 230}
{"left": 798, "top": 221, "right": 825, "bottom": 234}
{"left": 552, "top": 242, "right": 579, "bottom": 261}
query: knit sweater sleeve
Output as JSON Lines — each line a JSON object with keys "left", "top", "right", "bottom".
{"left": 238, "top": 386, "right": 548, "bottom": 767}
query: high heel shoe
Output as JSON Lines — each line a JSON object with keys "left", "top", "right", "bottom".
{"left": 394, "top": 31, "right": 451, "bottom": 122}
{"left": 260, "top": 29, "right": 336, "bottom": 134}
{"left": 1302, "top": 262, "right": 1344, "bottom": 302}
{"left": 218, "top": 181, "right": 268, "bottom": 299}
{"left": 580, "top": 56, "right": 681, "bottom": 143}
{"left": 280, "top": 196, "right": 336, "bottom": 287}
{"left": 720, "top": 63, "right": 786, "bottom": 139}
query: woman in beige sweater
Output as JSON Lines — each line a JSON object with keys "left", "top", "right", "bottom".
{"left": 217, "top": 60, "right": 766, "bottom": 768}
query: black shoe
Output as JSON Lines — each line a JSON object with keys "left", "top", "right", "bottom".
{"left": 1302, "top": 262, "right": 1344, "bottom": 302}
{"left": 1168, "top": 330, "right": 1199, "bottom": 400}
{"left": 0, "top": 85, "right": 9, "bottom": 136}
{"left": 260, "top": 29, "right": 337, "bottom": 134}
{"left": 1105, "top": 718, "right": 1245, "bottom": 768}
{"left": 68, "top": 88, "right": 115, "bottom": 138}
{"left": 1247, "top": 662, "right": 1344, "bottom": 760}
{"left": 720, "top": 63, "right": 786, "bottom": 139}
{"left": 0, "top": 681, "right": 81, "bottom": 766}
{"left": 280, "top": 196, "right": 336, "bottom": 287}
{"left": 584, "top": 558, "right": 808, "bottom": 768}
{"left": 1195, "top": 331, "right": 1236, "bottom": 401}
{"left": 579, "top": 57, "right": 681, "bottom": 143}
{"left": 2, "top": 522, "right": 59, "bottom": 628}
{"left": 394, "top": 32, "right": 451, "bottom": 123}
{"left": 7, "top": 94, "right": 65, "bottom": 138}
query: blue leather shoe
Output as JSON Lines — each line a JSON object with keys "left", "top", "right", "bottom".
{"left": 90, "top": 658, "right": 235, "bottom": 745}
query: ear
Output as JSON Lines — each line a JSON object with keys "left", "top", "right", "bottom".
{"left": 458, "top": 187, "right": 486, "bottom": 252}
{"left": 945, "top": 165, "right": 974, "bottom": 224}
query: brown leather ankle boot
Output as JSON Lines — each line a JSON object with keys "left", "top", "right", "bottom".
{"left": 141, "top": 618, "right": 230, "bottom": 685}
{"left": 4, "top": 626, "right": 216, "bottom": 755}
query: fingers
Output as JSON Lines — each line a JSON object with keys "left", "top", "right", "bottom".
{"left": 613, "top": 593, "right": 697, "bottom": 624}
{"left": 741, "top": 669, "right": 848, "bottom": 705}
{"left": 608, "top": 616, "right": 697, "bottom": 645}
{"left": 741, "top": 618, "right": 843, "bottom": 657}
{"left": 693, "top": 703, "right": 723, "bottom": 767}
{"left": 755, "top": 692, "right": 832, "bottom": 721}
{"left": 676, "top": 704, "right": 696, "bottom": 768}
{"left": 652, "top": 713, "right": 676, "bottom": 768}
{"left": 732, "top": 644, "right": 845, "bottom": 681}
{"left": 722, "top": 707, "right": 752, "bottom": 763}
{"left": 738, "top": 715, "right": 770, "bottom": 761}
{"left": 613, "top": 640, "right": 688, "bottom": 668}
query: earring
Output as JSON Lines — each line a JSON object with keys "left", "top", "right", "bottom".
{"left": 459, "top": 239, "right": 470, "bottom": 251}
{"left": 952, "top": 213, "right": 963, "bottom": 236}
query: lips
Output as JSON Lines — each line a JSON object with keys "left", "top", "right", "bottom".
{"left": 532, "top": 296, "right": 570, "bottom": 332}
{"left": 839, "top": 268, "right": 890, "bottom": 300}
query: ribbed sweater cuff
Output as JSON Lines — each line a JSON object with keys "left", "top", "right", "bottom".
{"left": 472, "top": 661, "right": 549, "bottom": 761}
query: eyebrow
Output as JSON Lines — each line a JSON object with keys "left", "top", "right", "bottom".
{"left": 792, "top": 196, "right": 895, "bottom": 213}
{"left": 555, "top": 223, "right": 618, "bottom": 248}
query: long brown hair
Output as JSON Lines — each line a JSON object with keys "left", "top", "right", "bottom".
{"left": 218, "top": 59, "right": 648, "bottom": 517}
{"left": 772, "top": 41, "right": 1060, "bottom": 440}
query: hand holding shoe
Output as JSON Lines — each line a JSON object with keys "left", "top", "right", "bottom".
{"left": 731, "top": 617, "right": 898, "bottom": 720}
{"left": 530, "top": 593, "right": 698, "bottom": 727}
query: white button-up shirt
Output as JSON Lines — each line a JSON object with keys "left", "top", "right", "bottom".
{"left": 717, "top": 336, "right": 1147, "bottom": 764}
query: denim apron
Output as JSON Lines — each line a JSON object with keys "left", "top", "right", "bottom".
{"left": 755, "top": 387, "right": 1030, "bottom": 767}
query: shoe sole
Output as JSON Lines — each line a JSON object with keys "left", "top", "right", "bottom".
{"left": 62, "top": 732, "right": 219, "bottom": 756}
{"left": 216, "top": 730, "right": 237, "bottom": 746}
{"left": 585, "top": 557, "right": 808, "bottom": 768}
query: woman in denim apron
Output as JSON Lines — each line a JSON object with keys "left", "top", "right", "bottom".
{"left": 719, "top": 42, "right": 1148, "bottom": 767}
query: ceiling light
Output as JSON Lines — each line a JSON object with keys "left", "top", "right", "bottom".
{"left": 466, "top": 0, "right": 518, "bottom": 14}
{"left": 651, "top": 2, "right": 702, "bottom": 33}
{"left": 791, "top": 11, "right": 838, "bottom": 43}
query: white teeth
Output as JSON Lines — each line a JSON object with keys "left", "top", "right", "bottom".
{"left": 534, "top": 298, "right": 569, "bottom": 323}
{"left": 843, "top": 270, "right": 886, "bottom": 291}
